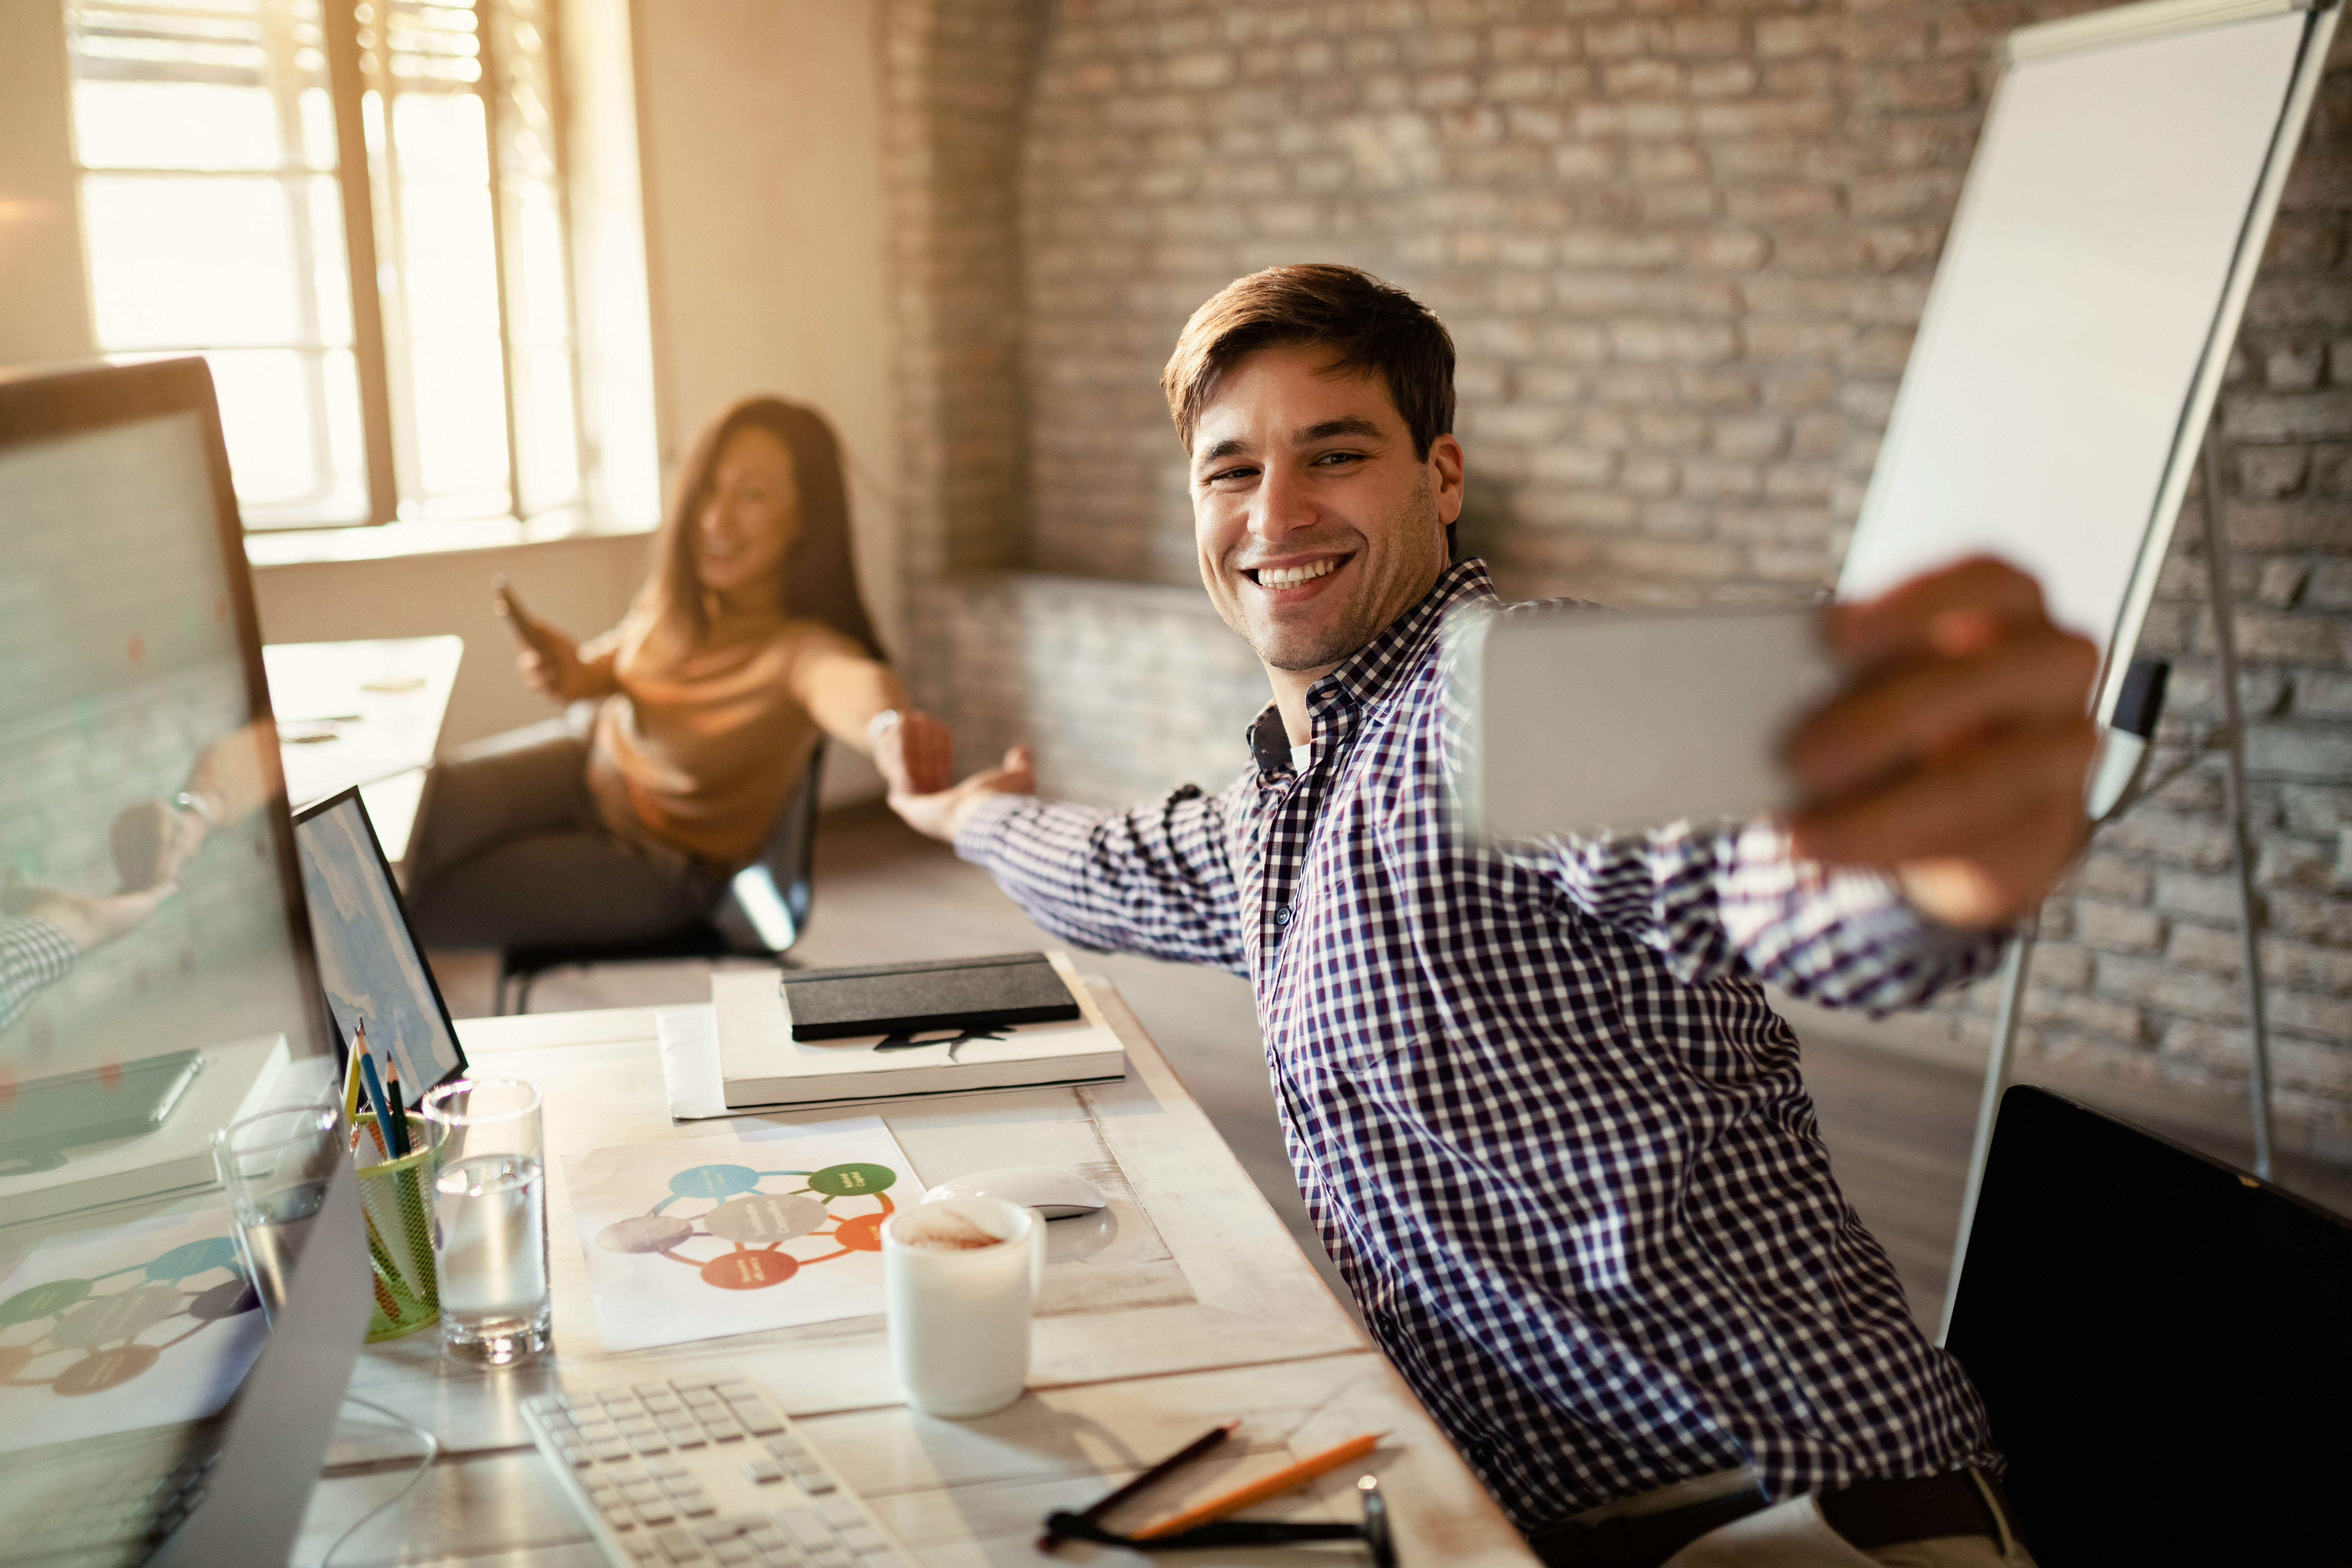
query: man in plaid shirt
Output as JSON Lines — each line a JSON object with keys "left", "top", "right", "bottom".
{"left": 893, "top": 266, "right": 2094, "bottom": 1568}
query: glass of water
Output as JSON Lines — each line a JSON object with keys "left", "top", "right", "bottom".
{"left": 420, "top": 1078, "right": 550, "bottom": 1365}
{"left": 211, "top": 1102, "right": 342, "bottom": 1327}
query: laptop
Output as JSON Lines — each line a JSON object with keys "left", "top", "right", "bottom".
{"left": 1943, "top": 1085, "right": 2352, "bottom": 1565}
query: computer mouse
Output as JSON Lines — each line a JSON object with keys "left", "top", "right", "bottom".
{"left": 923, "top": 1167, "right": 1107, "bottom": 1220}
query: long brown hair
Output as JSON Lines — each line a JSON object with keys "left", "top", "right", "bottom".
{"left": 648, "top": 396, "right": 883, "bottom": 657}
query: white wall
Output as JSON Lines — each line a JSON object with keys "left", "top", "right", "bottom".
{"left": 250, "top": 533, "right": 651, "bottom": 750}
{"left": 0, "top": 0, "right": 94, "bottom": 365}
{"left": 631, "top": 0, "right": 903, "bottom": 661}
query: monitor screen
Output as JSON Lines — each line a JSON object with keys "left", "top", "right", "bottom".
{"left": 0, "top": 360, "right": 350, "bottom": 1565}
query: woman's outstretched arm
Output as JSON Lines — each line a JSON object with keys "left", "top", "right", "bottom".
{"left": 794, "top": 644, "right": 953, "bottom": 795}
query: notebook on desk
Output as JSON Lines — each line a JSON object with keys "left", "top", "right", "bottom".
{"left": 711, "top": 951, "right": 1125, "bottom": 1111}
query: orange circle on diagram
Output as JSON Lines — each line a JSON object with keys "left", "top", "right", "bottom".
{"left": 56, "top": 1344, "right": 158, "bottom": 1395}
{"left": 699, "top": 1251, "right": 799, "bottom": 1290}
{"left": 831, "top": 1213, "right": 886, "bottom": 1252}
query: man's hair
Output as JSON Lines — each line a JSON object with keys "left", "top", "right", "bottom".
{"left": 1160, "top": 264, "right": 1457, "bottom": 459}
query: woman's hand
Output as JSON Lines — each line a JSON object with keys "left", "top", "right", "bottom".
{"left": 869, "top": 709, "right": 955, "bottom": 796}
{"left": 517, "top": 629, "right": 604, "bottom": 704}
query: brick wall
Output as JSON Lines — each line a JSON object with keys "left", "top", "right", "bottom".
{"left": 882, "top": 0, "right": 2352, "bottom": 1150}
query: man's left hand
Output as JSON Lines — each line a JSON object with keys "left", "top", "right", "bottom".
{"left": 1784, "top": 557, "right": 2100, "bottom": 930}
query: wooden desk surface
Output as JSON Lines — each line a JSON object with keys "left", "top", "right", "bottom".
{"left": 293, "top": 985, "right": 1536, "bottom": 1567}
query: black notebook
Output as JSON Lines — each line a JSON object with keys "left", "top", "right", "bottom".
{"left": 778, "top": 951, "right": 1083, "bottom": 1041}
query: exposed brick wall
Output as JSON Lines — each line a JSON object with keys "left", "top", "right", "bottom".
{"left": 881, "top": 0, "right": 1047, "bottom": 590}
{"left": 882, "top": 0, "right": 2352, "bottom": 1149}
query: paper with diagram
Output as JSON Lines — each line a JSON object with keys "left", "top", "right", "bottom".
{"left": 565, "top": 1117, "right": 917, "bottom": 1353}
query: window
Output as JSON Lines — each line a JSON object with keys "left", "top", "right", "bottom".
{"left": 64, "top": 0, "right": 582, "bottom": 530}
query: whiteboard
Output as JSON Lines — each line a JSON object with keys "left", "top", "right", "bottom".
{"left": 1837, "top": 0, "right": 2335, "bottom": 722}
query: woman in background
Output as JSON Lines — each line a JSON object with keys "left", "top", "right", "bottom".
{"left": 403, "top": 397, "right": 951, "bottom": 949}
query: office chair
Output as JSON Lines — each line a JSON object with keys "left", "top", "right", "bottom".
{"left": 1942, "top": 1086, "right": 2352, "bottom": 1565}
{"left": 494, "top": 741, "right": 826, "bottom": 1014}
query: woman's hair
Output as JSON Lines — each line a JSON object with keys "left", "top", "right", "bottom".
{"left": 648, "top": 396, "right": 883, "bottom": 657}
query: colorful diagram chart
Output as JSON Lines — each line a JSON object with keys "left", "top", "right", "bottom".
{"left": 0, "top": 1233, "right": 258, "bottom": 1396}
{"left": 566, "top": 1118, "right": 920, "bottom": 1353}
{"left": 0, "top": 1210, "right": 270, "bottom": 1453}
{"left": 596, "top": 1161, "right": 897, "bottom": 1291}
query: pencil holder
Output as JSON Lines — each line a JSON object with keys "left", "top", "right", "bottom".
{"left": 352, "top": 1113, "right": 439, "bottom": 1342}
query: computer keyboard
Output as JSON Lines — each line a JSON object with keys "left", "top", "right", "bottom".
{"left": 0, "top": 1441, "right": 213, "bottom": 1568}
{"left": 521, "top": 1374, "right": 914, "bottom": 1568}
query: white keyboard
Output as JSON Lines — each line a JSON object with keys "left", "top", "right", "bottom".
{"left": 521, "top": 1374, "right": 913, "bottom": 1568}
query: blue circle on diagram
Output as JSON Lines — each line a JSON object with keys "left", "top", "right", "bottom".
{"left": 669, "top": 1164, "right": 762, "bottom": 1199}
{"left": 145, "top": 1238, "right": 240, "bottom": 1281}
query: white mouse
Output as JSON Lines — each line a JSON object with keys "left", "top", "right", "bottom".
{"left": 923, "top": 1166, "right": 1107, "bottom": 1219}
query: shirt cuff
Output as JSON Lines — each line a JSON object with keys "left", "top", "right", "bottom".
{"left": 1719, "top": 822, "right": 2008, "bottom": 1012}
{"left": 951, "top": 792, "right": 1028, "bottom": 865}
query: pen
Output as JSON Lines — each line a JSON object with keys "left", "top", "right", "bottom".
{"left": 384, "top": 1056, "right": 408, "bottom": 1157}
{"left": 1129, "top": 1432, "right": 1384, "bottom": 1541}
{"left": 358, "top": 1051, "right": 394, "bottom": 1161}
{"left": 1036, "top": 1421, "right": 1238, "bottom": 1553}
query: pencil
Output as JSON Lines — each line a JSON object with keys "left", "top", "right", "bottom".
{"left": 340, "top": 1042, "right": 365, "bottom": 1126}
{"left": 1129, "top": 1432, "right": 1383, "bottom": 1541}
{"left": 384, "top": 1058, "right": 408, "bottom": 1156}
{"left": 1035, "top": 1421, "right": 1238, "bottom": 1552}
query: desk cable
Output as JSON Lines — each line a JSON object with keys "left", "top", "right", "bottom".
{"left": 317, "top": 1394, "right": 441, "bottom": 1568}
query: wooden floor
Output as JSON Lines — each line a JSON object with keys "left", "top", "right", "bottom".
{"left": 430, "top": 800, "right": 2352, "bottom": 1336}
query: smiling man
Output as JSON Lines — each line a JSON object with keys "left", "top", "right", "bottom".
{"left": 891, "top": 265, "right": 2093, "bottom": 1568}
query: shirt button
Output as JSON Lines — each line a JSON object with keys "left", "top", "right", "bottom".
{"left": 1274, "top": 906, "right": 1293, "bottom": 927}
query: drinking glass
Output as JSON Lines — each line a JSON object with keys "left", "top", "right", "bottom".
{"left": 420, "top": 1078, "right": 550, "bottom": 1365}
{"left": 211, "top": 1102, "right": 342, "bottom": 1327}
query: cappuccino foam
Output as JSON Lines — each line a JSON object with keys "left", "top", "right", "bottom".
{"left": 896, "top": 1207, "right": 1006, "bottom": 1252}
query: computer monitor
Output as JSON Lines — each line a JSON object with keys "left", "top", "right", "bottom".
{"left": 0, "top": 358, "right": 371, "bottom": 1565}
{"left": 1944, "top": 1085, "right": 2352, "bottom": 1564}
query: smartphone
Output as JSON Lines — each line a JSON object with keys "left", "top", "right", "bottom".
{"left": 1451, "top": 605, "right": 1839, "bottom": 839}
{"left": 492, "top": 574, "right": 567, "bottom": 664}
{"left": 0, "top": 1049, "right": 206, "bottom": 1175}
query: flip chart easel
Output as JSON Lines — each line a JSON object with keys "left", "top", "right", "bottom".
{"left": 1826, "top": 0, "right": 2343, "bottom": 1339}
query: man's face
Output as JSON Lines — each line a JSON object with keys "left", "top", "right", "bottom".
{"left": 1189, "top": 342, "right": 1465, "bottom": 679}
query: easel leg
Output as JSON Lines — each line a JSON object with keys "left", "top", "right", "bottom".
{"left": 1939, "top": 931, "right": 2031, "bottom": 1346}
{"left": 2198, "top": 423, "right": 2276, "bottom": 1181}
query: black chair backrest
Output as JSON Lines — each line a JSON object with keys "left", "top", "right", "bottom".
{"left": 1945, "top": 1086, "right": 2352, "bottom": 1565}
{"left": 711, "top": 738, "right": 824, "bottom": 953}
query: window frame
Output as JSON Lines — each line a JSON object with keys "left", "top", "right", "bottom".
{"left": 64, "top": 0, "right": 590, "bottom": 533}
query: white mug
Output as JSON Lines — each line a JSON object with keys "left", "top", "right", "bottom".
{"left": 882, "top": 1196, "right": 1037, "bottom": 1418}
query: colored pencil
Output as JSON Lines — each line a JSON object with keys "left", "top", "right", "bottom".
{"left": 1035, "top": 1421, "right": 1238, "bottom": 1552}
{"left": 1129, "top": 1432, "right": 1383, "bottom": 1541}
{"left": 357, "top": 1052, "right": 394, "bottom": 1161}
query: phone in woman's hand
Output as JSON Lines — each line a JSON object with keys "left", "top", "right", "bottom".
{"left": 492, "top": 574, "right": 568, "bottom": 664}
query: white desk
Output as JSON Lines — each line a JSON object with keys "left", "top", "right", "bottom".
{"left": 264, "top": 636, "right": 463, "bottom": 860}
{"left": 296, "top": 985, "right": 1536, "bottom": 1566}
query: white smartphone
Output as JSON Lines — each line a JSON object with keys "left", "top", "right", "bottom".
{"left": 1450, "top": 604, "right": 1838, "bottom": 839}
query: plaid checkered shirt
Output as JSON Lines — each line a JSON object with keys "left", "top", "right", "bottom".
{"left": 956, "top": 559, "right": 2007, "bottom": 1532}
{"left": 0, "top": 915, "right": 79, "bottom": 1036}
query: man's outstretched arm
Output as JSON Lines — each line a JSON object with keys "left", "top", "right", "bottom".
{"left": 891, "top": 746, "right": 1250, "bottom": 973}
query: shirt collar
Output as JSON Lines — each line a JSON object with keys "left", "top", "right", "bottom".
{"left": 1315, "top": 556, "right": 1497, "bottom": 713}
{"left": 1241, "top": 557, "right": 1499, "bottom": 775}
